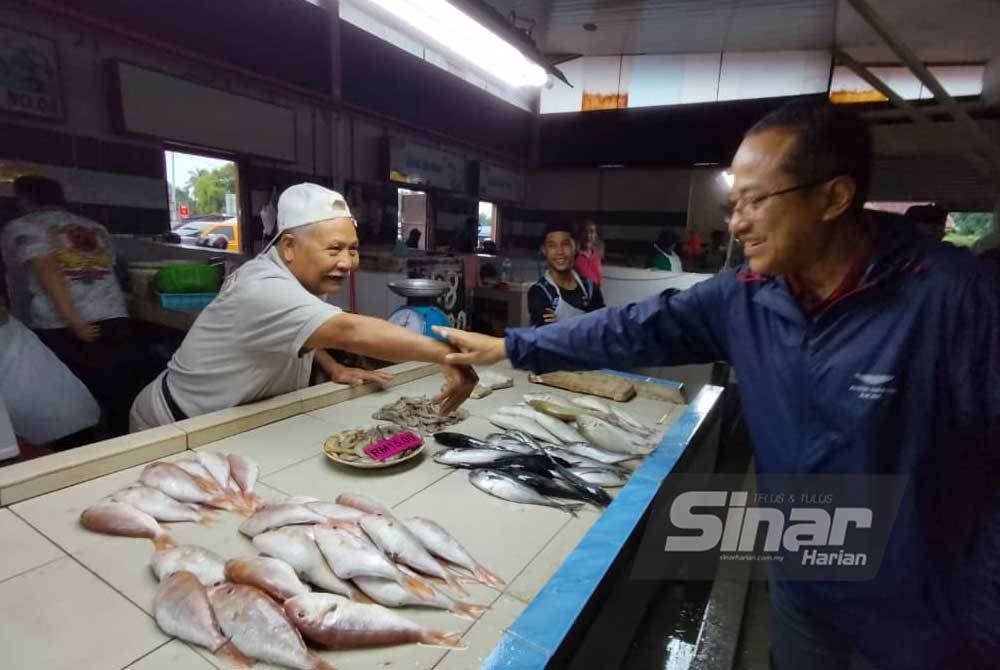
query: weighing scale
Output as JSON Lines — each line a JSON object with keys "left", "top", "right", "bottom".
{"left": 387, "top": 279, "right": 452, "bottom": 342}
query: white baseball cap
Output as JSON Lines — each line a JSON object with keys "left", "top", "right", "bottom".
{"left": 261, "top": 183, "right": 355, "bottom": 253}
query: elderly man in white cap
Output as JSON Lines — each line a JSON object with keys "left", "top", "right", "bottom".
{"left": 129, "top": 183, "right": 477, "bottom": 431}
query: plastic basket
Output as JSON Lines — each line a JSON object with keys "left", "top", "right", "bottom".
{"left": 159, "top": 292, "right": 218, "bottom": 311}
{"left": 154, "top": 264, "right": 222, "bottom": 294}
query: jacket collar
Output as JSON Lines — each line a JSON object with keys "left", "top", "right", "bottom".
{"left": 746, "top": 210, "right": 925, "bottom": 324}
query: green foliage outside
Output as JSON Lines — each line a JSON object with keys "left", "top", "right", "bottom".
{"left": 178, "top": 163, "right": 236, "bottom": 215}
{"left": 173, "top": 187, "right": 192, "bottom": 208}
{"left": 944, "top": 212, "right": 994, "bottom": 247}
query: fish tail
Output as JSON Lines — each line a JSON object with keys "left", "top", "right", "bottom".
{"left": 193, "top": 476, "right": 223, "bottom": 495}
{"left": 310, "top": 654, "right": 338, "bottom": 670}
{"left": 474, "top": 564, "right": 506, "bottom": 587}
{"left": 452, "top": 600, "right": 489, "bottom": 620}
{"left": 444, "top": 571, "right": 469, "bottom": 596}
{"left": 556, "top": 501, "right": 582, "bottom": 516}
{"left": 228, "top": 492, "right": 258, "bottom": 516}
{"left": 152, "top": 533, "right": 176, "bottom": 551}
{"left": 241, "top": 491, "right": 261, "bottom": 511}
{"left": 449, "top": 572, "right": 482, "bottom": 586}
{"left": 418, "top": 630, "right": 466, "bottom": 649}
{"left": 347, "top": 583, "right": 374, "bottom": 604}
{"left": 216, "top": 641, "right": 253, "bottom": 668}
{"left": 401, "top": 574, "right": 437, "bottom": 600}
{"left": 196, "top": 515, "right": 217, "bottom": 527}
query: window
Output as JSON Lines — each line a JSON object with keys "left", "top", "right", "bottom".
{"left": 541, "top": 51, "right": 831, "bottom": 113}
{"left": 398, "top": 187, "right": 427, "bottom": 250}
{"left": 947, "top": 212, "right": 995, "bottom": 249}
{"left": 829, "top": 64, "right": 985, "bottom": 104}
{"left": 164, "top": 149, "right": 242, "bottom": 252}
{"left": 478, "top": 201, "right": 497, "bottom": 249}
{"left": 867, "top": 201, "right": 995, "bottom": 250}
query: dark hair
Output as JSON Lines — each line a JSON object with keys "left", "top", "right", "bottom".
{"left": 905, "top": 204, "right": 947, "bottom": 225}
{"left": 542, "top": 221, "right": 575, "bottom": 241}
{"left": 13, "top": 175, "right": 67, "bottom": 207}
{"left": 656, "top": 228, "right": 680, "bottom": 250}
{"left": 746, "top": 102, "right": 872, "bottom": 211}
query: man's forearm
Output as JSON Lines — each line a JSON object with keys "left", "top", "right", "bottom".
{"left": 313, "top": 349, "right": 343, "bottom": 379}
{"left": 307, "top": 313, "right": 454, "bottom": 366}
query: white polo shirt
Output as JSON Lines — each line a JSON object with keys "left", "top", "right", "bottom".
{"left": 130, "top": 249, "right": 341, "bottom": 429}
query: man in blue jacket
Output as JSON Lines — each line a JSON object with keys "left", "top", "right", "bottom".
{"left": 436, "top": 102, "right": 1000, "bottom": 669}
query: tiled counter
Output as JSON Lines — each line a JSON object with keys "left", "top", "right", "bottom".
{"left": 0, "top": 363, "right": 712, "bottom": 670}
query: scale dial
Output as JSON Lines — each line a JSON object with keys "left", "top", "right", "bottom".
{"left": 388, "top": 307, "right": 426, "bottom": 332}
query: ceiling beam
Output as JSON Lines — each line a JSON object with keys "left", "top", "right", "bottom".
{"left": 833, "top": 48, "right": 928, "bottom": 124}
{"left": 844, "top": 0, "right": 1000, "bottom": 185}
{"left": 834, "top": 48, "right": 995, "bottom": 178}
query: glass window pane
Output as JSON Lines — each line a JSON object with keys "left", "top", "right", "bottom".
{"left": 718, "top": 51, "right": 830, "bottom": 101}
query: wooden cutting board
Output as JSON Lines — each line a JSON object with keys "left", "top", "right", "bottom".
{"left": 528, "top": 371, "right": 637, "bottom": 401}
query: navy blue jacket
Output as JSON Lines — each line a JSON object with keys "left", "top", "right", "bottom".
{"left": 505, "top": 219, "right": 1000, "bottom": 668}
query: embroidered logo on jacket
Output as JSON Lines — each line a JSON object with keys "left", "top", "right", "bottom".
{"left": 850, "top": 373, "right": 897, "bottom": 400}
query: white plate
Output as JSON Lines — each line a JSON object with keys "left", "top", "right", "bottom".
{"left": 322, "top": 425, "right": 424, "bottom": 470}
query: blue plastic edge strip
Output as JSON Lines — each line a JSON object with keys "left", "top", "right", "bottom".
{"left": 483, "top": 378, "right": 725, "bottom": 670}
{"left": 598, "top": 368, "right": 684, "bottom": 389}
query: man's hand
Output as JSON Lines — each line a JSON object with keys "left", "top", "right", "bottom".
{"left": 542, "top": 308, "right": 557, "bottom": 324}
{"left": 432, "top": 327, "right": 507, "bottom": 367}
{"left": 330, "top": 365, "right": 394, "bottom": 387}
{"left": 433, "top": 363, "right": 477, "bottom": 415}
{"left": 70, "top": 319, "right": 100, "bottom": 342}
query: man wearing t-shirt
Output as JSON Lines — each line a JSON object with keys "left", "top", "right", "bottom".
{"left": 1, "top": 175, "right": 143, "bottom": 436}
{"left": 527, "top": 222, "right": 605, "bottom": 327}
{"left": 129, "top": 183, "right": 477, "bottom": 431}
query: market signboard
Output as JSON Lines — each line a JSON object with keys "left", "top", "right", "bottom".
{"left": 479, "top": 162, "right": 524, "bottom": 203}
{"left": 387, "top": 138, "right": 466, "bottom": 193}
{"left": 0, "top": 24, "right": 63, "bottom": 120}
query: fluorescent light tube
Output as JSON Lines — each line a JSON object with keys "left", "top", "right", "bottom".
{"left": 361, "top": 0, "right": 548, "bottom": 87}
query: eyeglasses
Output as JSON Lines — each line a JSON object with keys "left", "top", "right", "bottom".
{"left": 722, "top": 176, "right": 841, "bottom": 221}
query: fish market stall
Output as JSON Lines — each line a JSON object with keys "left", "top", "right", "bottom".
{"left": 0, "top": 362, "right": 721, "bottom": 670}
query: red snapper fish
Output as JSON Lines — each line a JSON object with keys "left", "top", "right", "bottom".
{"left": 208, "top": 583, "right": 336, "bottom": 670}
{"left": 283, "top": 593, "right": 464, "bottom": 649}
{"left": 153, "top": 571, "right": 250, "bottom": 666}
{"left": 79, "top": 502, "right": 174, "bottom": 549}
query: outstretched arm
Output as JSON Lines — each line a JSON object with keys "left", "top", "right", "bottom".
{"left": 305, "top": 313, "right": 477, "bottom": 414}
{"left": 436, "top": 274, "right": 731, "bottom": 373}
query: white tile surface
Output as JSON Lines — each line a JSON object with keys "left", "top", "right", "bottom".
{"left": 11, "top": 452, "right": 192, "bottom": 556}
{"left": 0, "top": 557, "right": 167, "bottom": 670}
{"left": 261, "top": 414, "right": 497, "bottom": 509}
{"left": 432, "top": 594, "right": 528, "bottom": 670}
{"left": 261, "top": 450, "right": 452, "bottom": 510}
{"left": 0, "top": 365, "right": 688, "bottom": 670}
{"left": 195, "top": 414, "right": 337, "bottom": 476}
{"left": 70, "top": 482, "right": 288, "bottom": 617}
{"left": 125, "top": 641, "right": 216, "bottom": 670}
{"left": 0, "top": 508, "right": 65, "bottom": 583}
{"left": 504, "top": 511, "right": 600, "bottom": 604}
{"left": 391, "top": 470, "right": 575, "bottom": 585}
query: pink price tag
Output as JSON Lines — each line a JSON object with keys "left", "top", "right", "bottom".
{"left": 363, "top": 431, "right": 423, "bottom": 462}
